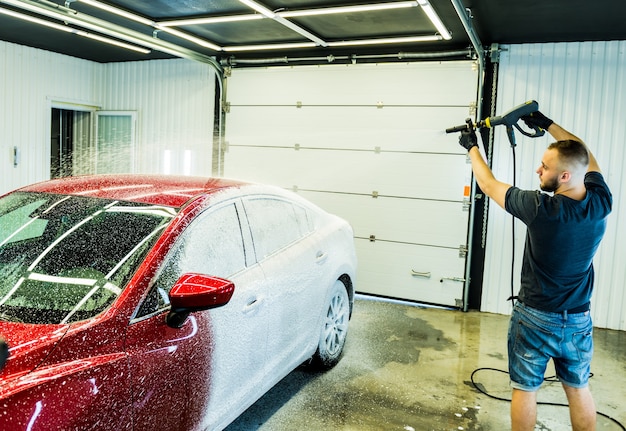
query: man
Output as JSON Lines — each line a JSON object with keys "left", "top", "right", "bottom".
{"left": 458, "top": 110, "right": 612, "bottom": 431}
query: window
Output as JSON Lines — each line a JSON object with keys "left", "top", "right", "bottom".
{"left": 244, "top": 198, "right": 311, "bottom": 260}
{"left": 135, "top": 203, "right": 245, "bottom": 319}
{"left": 95, "top": 111, "right": 137, "bottom": 174}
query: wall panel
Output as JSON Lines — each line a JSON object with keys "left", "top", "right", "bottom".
{"left": 481, "top": 41, "right": 626, "bottom": 330}
{"left": 97, "top": 59, "right": 216, "bottom": 176}
{"left": 0, "top": 41, "right": 217, "bottom": 196}
{"left": 0, "top": 41, "right": 97, "bottom": 194}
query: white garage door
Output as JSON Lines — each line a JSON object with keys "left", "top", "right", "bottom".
{"left": 222, "top": 61, "right": 478, "bottom": 308}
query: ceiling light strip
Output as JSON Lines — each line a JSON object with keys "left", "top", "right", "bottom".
{"left": 280, "top": 1, "right": 418, "bottom": 18}
{"left": 328, "top": 35, "right": 442, "bottom": 47}
{"left": 77, "top": 0, "right": 221, "bottom": 51}
{"left": 158, "top": 14, "right": 263, "bottom": 27}
{"left": 156, "top": 26, "right": 221, "bottom": 51}
{"left": 223, "top": 42, "right": 317, "bottom": 52}
{"left": 238, "top": 0, "right": 275, "bottom": 18}
{"left": 0, "top": 6, "right": 150, "bottom": 53}
{"left": 78, "top": 0, "right": 153, "bottom": 26}
{"left": 417, "top": 0, "right": 451, "bottom": 40}
{"left": 224, "top": 35, "right": 442, "bottom": 52}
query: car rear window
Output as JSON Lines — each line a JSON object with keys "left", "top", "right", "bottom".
{"left": 243, "top": 197, "right": 313, "bottom": 260}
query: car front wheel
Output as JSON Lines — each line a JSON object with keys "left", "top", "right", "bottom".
{"left": 310, "top": 279, "right": 350, "bottom": 370}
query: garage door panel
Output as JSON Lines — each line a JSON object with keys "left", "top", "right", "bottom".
{"left": 298, "top": 191, "right": 468, "bottom": 249}
{"left": 224, "top": 62, "right": 478, "bottom": 308}
{"left": 355, "top": 239, "right": 465, "bottom": 307}
{"left": 224, "top": 146, "right": 471, "bottom": 202}
{"left": 226, "top": 105, "right": 468, "bottom": 153}
{"left": 227, "top": 62, "right": 477, "bottom": 106}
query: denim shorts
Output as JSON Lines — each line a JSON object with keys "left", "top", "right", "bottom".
{"left": 508, "top": 301, "right": 593, "bottom": 392}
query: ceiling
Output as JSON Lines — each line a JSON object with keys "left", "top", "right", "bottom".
{"left": 0, "top": 0, "right": 625, "bottom": 67}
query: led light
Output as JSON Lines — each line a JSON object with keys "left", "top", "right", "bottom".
{"left": 238, "top": 0, "right": 275, "bottom": 18}
{"left": 280, "top": 1, "right": 418, "bottom": 18}
{"left": 0, "top": 7, "right": 151, "bottom": 53}
{"left": 223, "top": 42, "right": 317, "bottom": 52}
{"left": 156, "top": 26, "right": 221, "bottom": 51}
{"left": 328, "top": 35, "right": 442, "bottom": 47}
{"left": 0, "top": 7, "right": 72, "bottom": 31}
{"left": 417, "top": 0, "right": 451, "bottom": 40}
{"left": 158, "top": 14, "right": 263, "bottom": 27}
{"left": 78, "top": 0, "right": 154, "bottom": 26}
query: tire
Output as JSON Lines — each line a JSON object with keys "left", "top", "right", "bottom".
{"left": 310, "top": 279, "right": 350, "bottom": 370}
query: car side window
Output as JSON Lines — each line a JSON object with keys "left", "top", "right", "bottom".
{"left": 134, "top": 203, "right": 246, "bottom": 319}
{"left": 244, "top": 198, "right": 311, "bottom": 260}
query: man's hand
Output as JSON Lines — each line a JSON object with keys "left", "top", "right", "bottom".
{"left": 521, "top": 111, "right": 553, "bottom": 131}
{"left": 459, "top": 129, "right": 478, "bottom": 151}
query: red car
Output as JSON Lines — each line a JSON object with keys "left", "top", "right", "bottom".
{"left": 0, "top": 175, "right": 357, "bottom": 430}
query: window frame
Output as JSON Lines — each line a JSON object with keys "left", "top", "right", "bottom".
{"left": 131, "top": 199, "right": 250, "bottom": 323}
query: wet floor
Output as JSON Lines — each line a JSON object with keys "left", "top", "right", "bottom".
{"left": 226, "top": 296, "right": 626, "bottom": 431}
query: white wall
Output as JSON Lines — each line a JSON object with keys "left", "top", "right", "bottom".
{"left": 482, "top": 41, "right": 626, "bottom": 330}
{"left": 0, "top": 41, "right": 97, "bottom": 193}
{"left": 0, "top": 40, "right": 217, "bottom": 195}
{"left": 97, "top": 60, "right": 216, "bottom": 176}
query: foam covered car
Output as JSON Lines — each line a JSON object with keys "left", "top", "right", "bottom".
{"left": 0, "top": 174, "right": 357, "bottom": 430}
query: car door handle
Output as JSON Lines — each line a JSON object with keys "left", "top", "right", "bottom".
{"left": 243, "top": 297, "right": 262, "bottom": 315}
{"left": 316, "top": 251, "right": 328, "bottom": 264}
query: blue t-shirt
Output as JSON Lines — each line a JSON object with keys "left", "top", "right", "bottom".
{"left": 505, "top": 171, "right": 612, "bottom": 312}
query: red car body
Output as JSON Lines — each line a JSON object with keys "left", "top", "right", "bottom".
{"left": 0, "top": 175, "right": 356, "bottom": 430}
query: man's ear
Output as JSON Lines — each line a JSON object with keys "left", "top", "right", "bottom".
{"left": 560, "top": 171, "right": 571, "bottom": 183}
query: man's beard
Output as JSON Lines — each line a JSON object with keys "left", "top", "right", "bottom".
{"left": 540, "top": 176, "right": 559, "bottom": 192}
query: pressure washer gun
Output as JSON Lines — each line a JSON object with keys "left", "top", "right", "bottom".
{"left": 445, "top": 100, "right": 545, "bottom": 147}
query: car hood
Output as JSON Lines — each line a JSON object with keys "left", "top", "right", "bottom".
{"left": 0, "top": 322, "right": 69, "bottom": 379}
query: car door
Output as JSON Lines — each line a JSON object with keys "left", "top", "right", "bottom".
{"left": 125, "top": 310, "right": 201, "bottom": 430}
{"left": 243, "top": 197, "right": 326, "bottom": 377}
{"left": 126, "top": 200, "right": 269, "bottom": 430}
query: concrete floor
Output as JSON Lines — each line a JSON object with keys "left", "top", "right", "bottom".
{"left": 226, "top": 296, "right": 626, "bottom": 431}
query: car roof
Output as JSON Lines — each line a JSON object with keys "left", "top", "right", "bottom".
{"left": 18, "top": 174, "right": 250, "bottom": 208}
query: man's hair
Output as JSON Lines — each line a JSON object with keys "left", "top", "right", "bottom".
{"left": 548, "top": 139, "right": 589, "bottom": 170}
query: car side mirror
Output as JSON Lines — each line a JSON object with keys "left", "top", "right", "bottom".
{"left": 166, "top": 273, "right": 235, "bottom": 328}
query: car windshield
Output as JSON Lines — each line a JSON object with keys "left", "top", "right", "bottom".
{"left": 0, "top": 192, "right": 176, "bottom": 325}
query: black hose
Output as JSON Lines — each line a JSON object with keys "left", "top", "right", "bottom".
{"left": 470, "top": 367, "right": 626, "bottom": 430}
